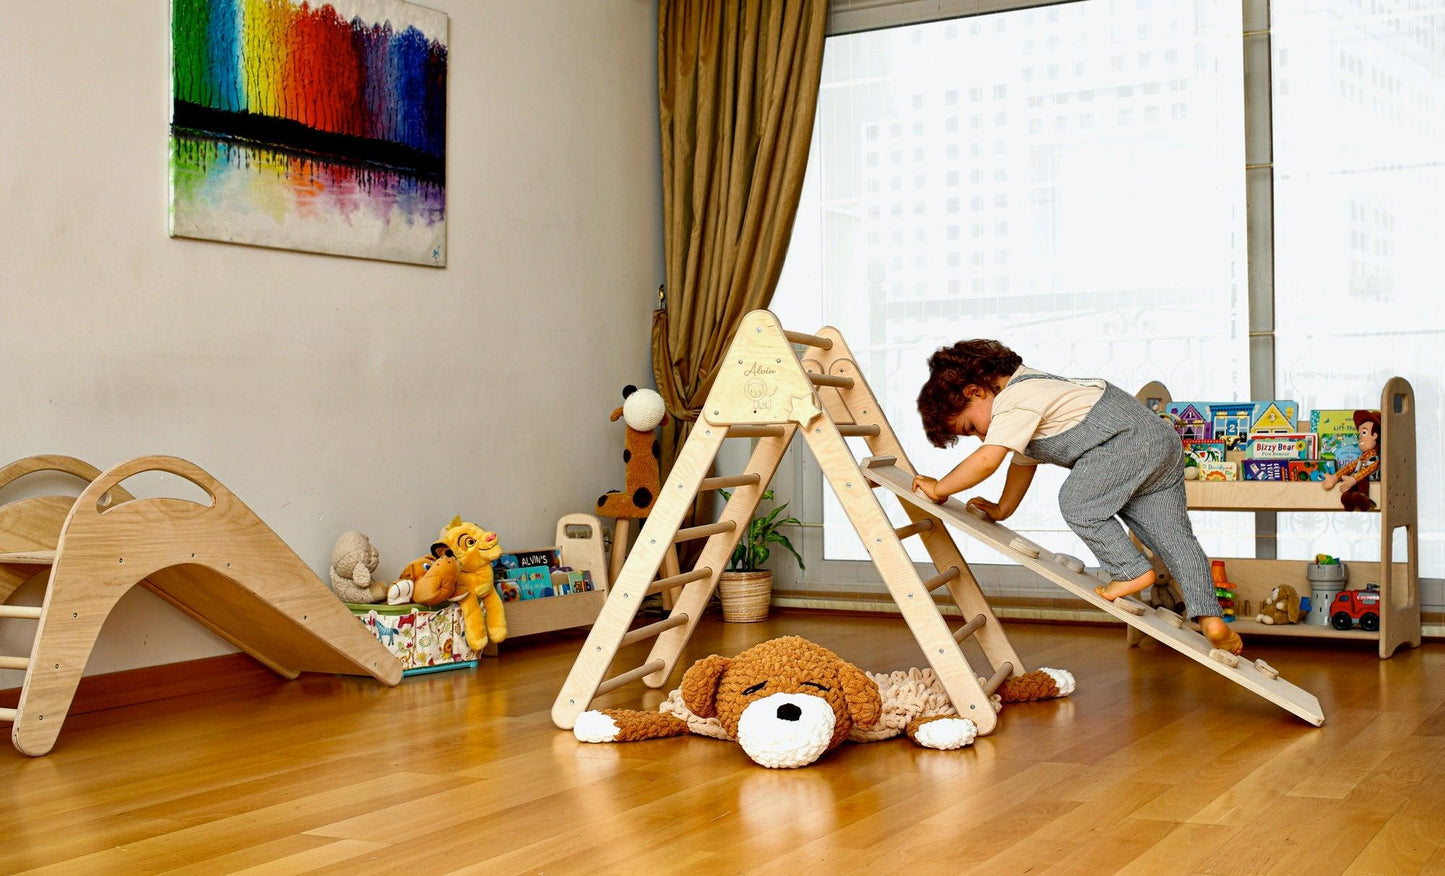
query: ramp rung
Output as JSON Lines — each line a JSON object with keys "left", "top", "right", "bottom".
{"left": 807, "top": 372, "right": 854, "bottom": 389}
{"left": 728, "top": 425, "right": 786, "bottom": 438}
{"left": 674, "top": 521, "right": 736, "bottom": 543}
{"left": 619, "top": 613, "right": 689, "bottom": 648}
{"left": 894, "top": 519, "right": 934, "bottom": 539}
{"left": 836, "top": 424, "right": 880, "bottom": 437}
{"left": 924, "top": 566, "right": 961, "bottom": 593}
{"left": 700, "top": 473, "right": 761, "bottom": 491}
{"left": 646, "top": 567, "right": 712, "bottom": 597}
{"left": 953, "top": 613, "right": 988, "bottom": 643}
{"left": 864, "top": 455, "right": 898, "bottom": 469}
{"left": 0, "top": 656, "right": 30, "bottom": 671}
{"left": 0, "top": 605, "right": 42, "bottom": 620}
{"left": 0, "top": 708, "right": 14, "bottom": 723}
{"left": 784, "top": 329, "right": 833, "bottom": 350}
{"left": 596, "top": 659, "right": 666, "bottom": 697}
{"left": 982, "top": 661, "right": 1015, "bottom": 696}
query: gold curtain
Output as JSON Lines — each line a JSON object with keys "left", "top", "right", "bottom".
{"left": 652, "top": 0, "right": 829, "bottom": 471}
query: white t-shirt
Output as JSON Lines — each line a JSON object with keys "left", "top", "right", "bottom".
{"left": 984, "top": 367, "right": 1105, "bottom": 465}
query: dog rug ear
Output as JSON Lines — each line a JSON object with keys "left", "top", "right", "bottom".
{"left": 680, "top": 654, "right": 731, "bottom": 718}
{"left": 838, "top": 660, "right": 883, "bottom": 728}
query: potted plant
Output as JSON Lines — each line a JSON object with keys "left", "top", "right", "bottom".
{"left": 716, "top": 489, "right": 805, "bottom": 622}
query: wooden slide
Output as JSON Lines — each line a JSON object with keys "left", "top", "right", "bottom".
{"left": 863, "top": 458, "right": 1324, "bottom": 727}
{"left": 0, "top": 455, "right": 402, "bottom": 756}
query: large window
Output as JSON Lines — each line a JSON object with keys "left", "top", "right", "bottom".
{"left": 1271, "top": 2, "right": 1445, "bottom": 574}
{"left": 773, "top": 0, "right": 1255, "bottom": 571}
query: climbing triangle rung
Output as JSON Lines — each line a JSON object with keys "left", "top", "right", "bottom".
{"left": 0, "top": 605, "right": 42, "bottom": 620}
{"left": 953, "top": 614, "right": 987, "bottom": 643}
{"left": 728, "top": 425, "right": 786, "bottom": 438}
{"left": 620, "top": 614, "right": 689, "bottom": 648}
{"left": 674, "top": 521, "right": 736, "bottom": 543}
{"left": 924, "top": 566, "right": 961, "bottom": 592}
{"left": 0, "top": 708, "right": 15, "bottom": 723}
{"left": 700, "top": 473, "right": 761, "bottom": 491}
{"left": 783, "top": 329, "right": 833, "bottom": 349}
{"left": 982, "top": 661, "right": 1015, "bottom": 696}
{"left": 836, "top": 424, "right": 880, "bottom": 437}
{"left": 597, "top": 659, "right": 666, "bottom": 697}
{"left": 894, "top": 519, "right": 934, "bottom": 539}
{"left": 646, "top": 568, "right": 711, "bottom": 596}
{"left": 807, "top": 372, "right": 854, "bottom": 389}
{"left": 0, "top": 656, "right": 30, "bottom": 671}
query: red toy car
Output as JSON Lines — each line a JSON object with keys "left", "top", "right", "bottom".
{"left": 1330, "top": 585, "right": 1381, "bottom": 631}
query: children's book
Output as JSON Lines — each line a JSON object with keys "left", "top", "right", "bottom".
{"left": 1245, "top": 434, "right": 1317, "bottom": 460}
{"left": 506, "top": 566, "right": 552, "bottom": 600}
{"left": 1311, "top": 409, "right": 1376, "bottom": 467}
{"left": 1208, "top": 403, "right": 1255, "bottom": 450}
{"left": 1242, "top": 459, "right": 1288, "bottom": 481}
{"left": 1199, "top": 460, "right": 1239, "bottom": 481}
{"left": 1182, "top": 439, "right": 1226, "bottom": 465}
{"left": 1288, "top": 459, "right": 1336, "bottom": 482}
{"left": 1248, "top": 400, "right": 1300, "bottom": 436}
{"left": 1162, "top": 402, "right": 1214, "bottom": 441}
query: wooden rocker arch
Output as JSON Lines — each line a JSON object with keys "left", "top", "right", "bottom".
{"left": 0, "top": 455, "right": 401, "bottom": 756}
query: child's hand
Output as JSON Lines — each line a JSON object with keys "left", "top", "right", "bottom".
{"left": 912, "top": 475, "right": 946, "bottom": 503}
{"left": 966, "top": 498, "right": 1008, "bottom": 521}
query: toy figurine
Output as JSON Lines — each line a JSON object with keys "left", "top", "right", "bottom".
{"left": 1322, "top": 410, "right": 1380, "bottom": 511}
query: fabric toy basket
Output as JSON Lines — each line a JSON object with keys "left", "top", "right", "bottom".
{"left": 349, "top": 601, "right": 480, "bottom": 675}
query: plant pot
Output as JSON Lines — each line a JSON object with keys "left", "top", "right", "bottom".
{"left": 718, "top": 570, "right": 773, "bottom": 623}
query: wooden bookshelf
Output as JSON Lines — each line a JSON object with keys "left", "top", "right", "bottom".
{"left": 1136, "top": 377, "right": 1420, "bottom": 658}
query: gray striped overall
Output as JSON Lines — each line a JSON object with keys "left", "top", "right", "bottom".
{"left": 1009, "top": 372, "right": 1222, "bottom": 620}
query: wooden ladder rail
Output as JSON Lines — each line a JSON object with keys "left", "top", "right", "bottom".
{"left": 552, "top": 422, "right": 794, "bottom": 726}
{"left": 807, "top": 328, "right": 1025, "bottom": 686}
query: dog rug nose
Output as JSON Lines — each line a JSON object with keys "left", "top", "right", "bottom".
{"left": 776, "top": 703, "right": 802, "bottom": 722}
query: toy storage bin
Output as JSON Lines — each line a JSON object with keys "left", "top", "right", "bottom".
{"left": 1305, "top": 561, "right": 1348, "bottom": 626}
{"left": 349, "top": 601, "right": 479, "bottom": 675}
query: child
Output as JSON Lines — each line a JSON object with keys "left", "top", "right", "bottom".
{"left": 911, "top": 339, "right": 1243, "bottom": 655}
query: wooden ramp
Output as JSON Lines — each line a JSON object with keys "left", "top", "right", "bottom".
{"left": 863, "top": 458, "right": 1324, "bottom": 727}
{"left": 0, "top": 454, "right": 403, "bottom": 756}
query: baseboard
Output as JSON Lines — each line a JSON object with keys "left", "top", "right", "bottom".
{"left": 0, "top": 653, "right": 277, "bottom": 718}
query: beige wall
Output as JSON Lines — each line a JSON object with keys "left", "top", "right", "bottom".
{"left": 0, "top": 0, "right": 663, "bottom": 685}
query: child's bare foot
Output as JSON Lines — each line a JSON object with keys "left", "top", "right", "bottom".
{"left": 1199, "top": 615, "right": 1243, "bottom": 654}
{"left": 1093, "top": 569, "right": 1156, "bottom": 603}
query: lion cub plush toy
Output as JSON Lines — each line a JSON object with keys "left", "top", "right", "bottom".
{"left": 437, "top": 517, "right": 507, "bottom": 651}
{"left": 573, "top": 636, "right": 1073, "bottom": 768}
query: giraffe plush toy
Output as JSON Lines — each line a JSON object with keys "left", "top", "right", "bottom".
{"left": 596, "top": 385, "right": 669, "bottom": 519}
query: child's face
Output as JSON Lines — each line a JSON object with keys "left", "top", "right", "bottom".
{"left": 947, "top": 384, "right": 995, "bottom": 439}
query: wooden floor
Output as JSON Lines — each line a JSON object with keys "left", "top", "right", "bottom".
{"left": 2, "top": 612, "right": 1443, "bottom": 875}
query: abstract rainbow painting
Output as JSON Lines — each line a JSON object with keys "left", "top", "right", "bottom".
{"left": 170, "top": 0, "right": 448, "bottom": 266}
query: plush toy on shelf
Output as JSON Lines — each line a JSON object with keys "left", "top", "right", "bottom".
{"left": 329, "top": 531, "right": 386, "bottom": 604}
{"left": 1255, "top": 584, "right": 1302, "bottom": 625}
{"left": 1322, "top": 410, "right": 1381, "bottom": 511}
{"left": 437, "top": 517, "right": 507, "bottom": 652}
{"left": 386, "top": 544, "right": 461, "bottom": 606}
{"left": 572, "top": 636, "right": 1073, "bottom": 769}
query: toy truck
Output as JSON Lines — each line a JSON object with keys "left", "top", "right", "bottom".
{"left": 1329, "top": 584, "right": 1381, "bottom": 632}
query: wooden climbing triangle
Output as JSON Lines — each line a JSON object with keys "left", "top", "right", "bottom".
{"left": 551, "top": 309, "right": 1325, "bottom": 732}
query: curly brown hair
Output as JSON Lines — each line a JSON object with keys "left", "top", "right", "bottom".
{"left": 917, "top": 339, "right": 1023, "bottom": 448}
